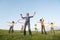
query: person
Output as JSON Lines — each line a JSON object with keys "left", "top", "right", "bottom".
{"left": 50, "top": 22, "right": 55, "bottom": 33}
{"left": 8, "top": 21, "right": 16, "bottom": 33}
{"left": 20, "top": 12, "right": 36, "bottom": 36}
{"left": 21, "top": 25, "right": 24, "bottom": 32}
{"left": 40, "top": 18, "right": 46, "bottom": 34}
{"left": 34, "top": 24, "right": 38, "bottom": 32}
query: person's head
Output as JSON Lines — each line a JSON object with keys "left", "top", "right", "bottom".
{"left": 51, "top": 22, "right": 53, "bottom": 24}
{"left": 26, "top": 13, "right": 29, "bottom": 16}
{"left": 12, "top": 21, "right": 15, "bottom": 23}
{"left": 40, "top": 19, "right": 42, "bottom": 21}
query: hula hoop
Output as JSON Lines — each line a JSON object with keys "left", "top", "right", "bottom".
{"left": 17, "top": 19, "right": 25, "bottom": 24}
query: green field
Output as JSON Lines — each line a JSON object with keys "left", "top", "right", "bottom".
{"left": 0, "top": 30, "right": 60, "bottom": 40}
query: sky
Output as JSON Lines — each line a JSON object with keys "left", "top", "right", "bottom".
{"left": 0, "top": 0, "right": 60, "bottom": 31}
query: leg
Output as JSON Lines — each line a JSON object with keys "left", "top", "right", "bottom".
{"left": 24, "top": 23, "right": 27, "bottom": 36}
{"left": 41, "top": 26, "right": 43, "bottom": 34}
{"left": 51, "top": 28, "right": 53, "bottom": 33}
{"left": 9, "top": 26, "right": 11, "bottom": 33}
{"left": 35, "top": 28, "right": 36, "bottom": 31}
{"left": 36, "top": 28, "right": 38, "bottom": 32}
{"left": 21, "top": 28, "right": 23, "bottom": 33}
{"left": 52, "top": 28, "right": 55, "bottom": 34}
{"left": 28, "top": 23, "right": 32, "bottom": 36}
{"left": 37, "top": 28, "right": 38, "bottom": 32}
{"left": 43, "top": 26, "right": 46, "bottom": 34}
{"left": 12, "top": 26, "right": 14, "bottom": 33}
{"left": 35, "top": 28, "right": 37, "bottom": 32}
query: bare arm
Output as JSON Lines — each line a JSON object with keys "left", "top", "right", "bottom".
{"left": 33, "top": 12, "right": 36, "bottom": 17}
{"left": 30, "top": 12, "right": 36, "bottom": 18}
{"left": 20, "top": 14, "right": 25, "bottom": 19}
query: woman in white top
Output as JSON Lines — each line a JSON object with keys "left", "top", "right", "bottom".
{"left": 8, "top": 21, "right": 15, "bottom": 33}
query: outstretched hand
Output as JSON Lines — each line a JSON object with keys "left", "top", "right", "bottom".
{"left": 33, "top": 12, "right": 36, "bottom": 17}
{"left": 20, "top": 14, "right": 22, "bottom": 16}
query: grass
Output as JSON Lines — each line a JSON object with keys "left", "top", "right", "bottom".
{"left": 0, "top": 30, "right": 60, "bottom": 40}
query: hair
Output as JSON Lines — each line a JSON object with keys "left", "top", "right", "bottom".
{"left": 40, "top": 19, "right": 42, "bottom": 21}
{"left": 26, "top": 13, "right": 29, "bottom": 15}
{"left": 51, "top": 22, "right": 53, "bottom": 24}
{"left": 12, "top": 21, "right": 15, "bottom": 23}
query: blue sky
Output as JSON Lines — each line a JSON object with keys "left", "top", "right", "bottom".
{"left": 0, "top": 0, "right": 60, "bottom": 31}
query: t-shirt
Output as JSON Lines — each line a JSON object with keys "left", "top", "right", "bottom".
{"left": 9, "top": 23, "right": 14, "bottom": 27}
{"left": 40, "top": 21, "right": 44, "bottom": 26}
{"left": 23, "top": 16, "right": 33, "bottom": 23}
{"left": 50, "top": 24, "right": 54, "bottom": 28}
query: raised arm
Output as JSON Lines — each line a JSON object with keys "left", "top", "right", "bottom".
{"left": 20, "top": 14, "right": 25, "bottom": 19}
{"left": 30, "top": 12, "right": 36, "bottom": 18}
{"left": 33, "top": 12, "right": 36, "bottom": 17}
